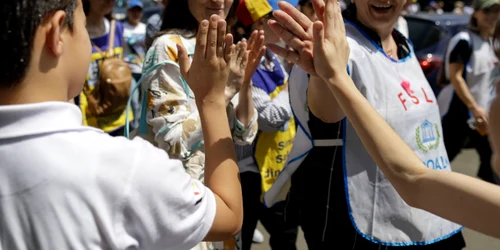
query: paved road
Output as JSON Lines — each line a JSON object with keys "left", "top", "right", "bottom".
{"left": 252, "top": 150, "right": 500, "bottom": 250}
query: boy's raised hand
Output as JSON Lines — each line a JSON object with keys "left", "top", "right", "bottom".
{"left": 177, "top": 15, "right": 233, "bottom": 104}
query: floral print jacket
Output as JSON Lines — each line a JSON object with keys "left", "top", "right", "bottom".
{"left": 140, "top": 33, "right": 258, "bottom": 180}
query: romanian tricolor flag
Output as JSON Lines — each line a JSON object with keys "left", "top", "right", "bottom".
{"left": 236, "top": 0, "right": 299, "bottom": 26}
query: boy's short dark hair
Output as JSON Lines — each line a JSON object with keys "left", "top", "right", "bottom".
{"left": 0, "top": 0, "right": 77, "bottom": 88}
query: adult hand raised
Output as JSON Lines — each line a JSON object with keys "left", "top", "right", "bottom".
{"left": 177, "top": 15, "right": 234, "bottom": 105}
{"left": 266, "top": 0, "right": 326, "bottom": 76}
{"left": 244, "top": 30, "right": 266, "bottom": 84}
{"left": 311, "top": 0, "right": 350, "bottom": 81}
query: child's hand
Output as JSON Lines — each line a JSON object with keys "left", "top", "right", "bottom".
{"left": 178, "top": 15, "right": 233, "bottom": 105}
{"left": 243, "top": 30, "right": 266, "bottom": 84}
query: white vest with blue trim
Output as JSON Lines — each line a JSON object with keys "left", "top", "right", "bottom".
{"left": 264, "top": 22, "right": 462, "bottom": 245}
{"left": 438, "top": 31, "right": 499, "bottom": 117}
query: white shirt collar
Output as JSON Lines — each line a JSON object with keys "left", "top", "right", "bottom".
{"left": 0, "top": 102, "right": 103, "bottom": 140}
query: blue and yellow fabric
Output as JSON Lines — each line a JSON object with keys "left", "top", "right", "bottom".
{"left": 236, "top": 0, "right": 299, "bottom": 26}
{"left": 252, "top": 52, "right": 296, "bottom": 201}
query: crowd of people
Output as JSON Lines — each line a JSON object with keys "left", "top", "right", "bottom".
{"left": 1, "top": 0, "right": 500, "bottom": 250}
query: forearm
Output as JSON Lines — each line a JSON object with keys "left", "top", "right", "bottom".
{"left": 225, "top": 87, "right": 239, "bottom": 106}
{"left": 236, "top": 83, "right": 255, "bottom": 127}
{"left": 415, "top": 171, "right": 500, "bottom": 238}
{"left": 326, "top": 73, "right": 500, "bottom": 238}
{"left": 198, "top": 100, "right": 243, "bottom": 239}
{"left": 308, "top": 76, "right": 345, "bottom": 123}
{"left": 325, "top": 73, "right": 427, "bottom": 202}
{"left": 450, "top": 75, "right": 478, "bottom": 110}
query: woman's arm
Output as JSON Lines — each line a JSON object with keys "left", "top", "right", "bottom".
{"left": 449, "top": 63, "right": 480, "bottom": 111}
{"left": 268, "top": 0, "right": 500, "bottom": 239}
{"left": 311, "top": 0, "right": 500, "bottom": 239}
{"left": 308, "top": 75, "right": 345, "bottom": 123}
{"left": 236, "top": 81, "right": 255, "bottom": 128}
{"left": 234, "top": 31, "right": 265, "bottom": 129}
{"left": 232, "top": 82, "right": 258, "bottom": 145}
{"left": 449, "top": 63, "right": 488, "bottom": 132}
{"left": 327, "top": 72, "right": 500, "bottom": 238}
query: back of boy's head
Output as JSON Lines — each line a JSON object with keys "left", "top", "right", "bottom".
{"left": 0, "top": 0, "right": 77, "bottom": 89}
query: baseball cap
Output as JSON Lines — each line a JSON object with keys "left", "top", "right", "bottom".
{"left": 236, "top": 0, "right": 299, "bottom": 26}
{"left": 473, "top": 0, "right": 500, "bottom": 9}
{"left": 128, "top": 0, "right": 143, "bottom": 9}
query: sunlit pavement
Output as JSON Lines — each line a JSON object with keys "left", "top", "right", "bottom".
{"left": 253, "top": 150, "right": 500, "bottom": 250}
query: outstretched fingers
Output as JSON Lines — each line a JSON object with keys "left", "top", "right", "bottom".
{"left": 311, "top": 0, "right": 326, "bottom": 22}
{"left": 277, "top": 1, "right": 313, "bottom": 32}
{"left": 217, "top": 19, "right": 227, "bottom": 59}
{"left": 267, "top": 19, "right": 305, "bottom": 52}
{"left": 236, "top": 40, "right": 247, "bottom": 66}
{"left": 224, "top": 34, "right": 234, "bottom": 63}
{"left": 272, "top": 10, "right": 310, "bottom": 40}
{"left": 177, "top": 44, "right": 191, "bottom": 78}
{"left": 324, "top": 0, "right": 336, "bottom": 40}
{"left": 207, "top": 15, "right": 219, "bottom": 60}
{"left": 247, "top": 30, "right": 258, "bottom": 52}
{"left": 312, "top": 21, "right": 325, "bottom": 54}
{"left": 195, "top": 20, "right": 209, "bottom": 60}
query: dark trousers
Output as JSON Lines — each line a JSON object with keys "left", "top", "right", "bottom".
{"left": 286, "top": 116, "right": 465, "bottom": 250}
{"left": 240, "top": 172, "right": 299, "bottom": 250}
{"left": 442, "top": 94, "right": 494, "bottom": 183}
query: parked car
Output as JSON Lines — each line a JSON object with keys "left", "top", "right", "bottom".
{"left": 404, "top": 13, "right": 470, "bottom": 95}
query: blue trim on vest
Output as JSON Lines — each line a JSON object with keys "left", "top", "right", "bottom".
{"left": 344, "top": 20, "right": 414, "bottom": 63}
{"left": 342, "top": 119, "right": 462, "bottom": 246}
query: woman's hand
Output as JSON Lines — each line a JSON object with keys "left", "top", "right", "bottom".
{"left": 243, "top": 30, "right": 266, "bottom": 84}
{"left": 311, "top": 0, "right": 350, "bottom": 81}
{"left": 266, "top": 0, "right": 326, "bottom": 76}
{"left": 471, "top": 106, "right": 489, "bottom": 135}
{"left": 225, "top": 40, "right": 248, "bottom": 103}
{"left": 177, "top": 15, "right": 234, "bottom": 105}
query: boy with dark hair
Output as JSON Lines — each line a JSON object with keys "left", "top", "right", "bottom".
{"left": 0, "top": 1, "right": 242, "bottom": 249}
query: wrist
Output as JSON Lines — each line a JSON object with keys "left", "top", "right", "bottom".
{"left": 468, "top": 104, "right": 481, "bottom": 114}
{"left": 196, "top": 97, "right": 227, "bottom": 111}
{"left": 225, "top": 87, "right": 238, "bottom": 101}
{"left": 324, "top": 71, "right": 351, "bottom": 88}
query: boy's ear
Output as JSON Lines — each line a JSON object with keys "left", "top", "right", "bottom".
{"left": 46, "top": 10, "right": 68, "bottom": 57}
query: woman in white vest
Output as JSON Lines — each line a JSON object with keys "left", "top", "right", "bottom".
{"left": 438, "top": 0, "right": 500, "bottom": 184}
{"left": 265, "top": 0, "right": 500, "bottom": 239}
{"left": 264, "top": 0, "right": 465, "bottom": 249}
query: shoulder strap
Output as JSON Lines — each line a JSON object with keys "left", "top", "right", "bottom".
{"left": 107, "top": 19, "right": 116, "bottom": 56}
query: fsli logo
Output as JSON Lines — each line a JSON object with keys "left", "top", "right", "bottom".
{"left": 416, "top": 120, "right": 440, "bottom": 153}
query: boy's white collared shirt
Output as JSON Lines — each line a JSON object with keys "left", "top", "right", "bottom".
{"left": 0, "top": 102, "right": 216, "bottom": 250}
